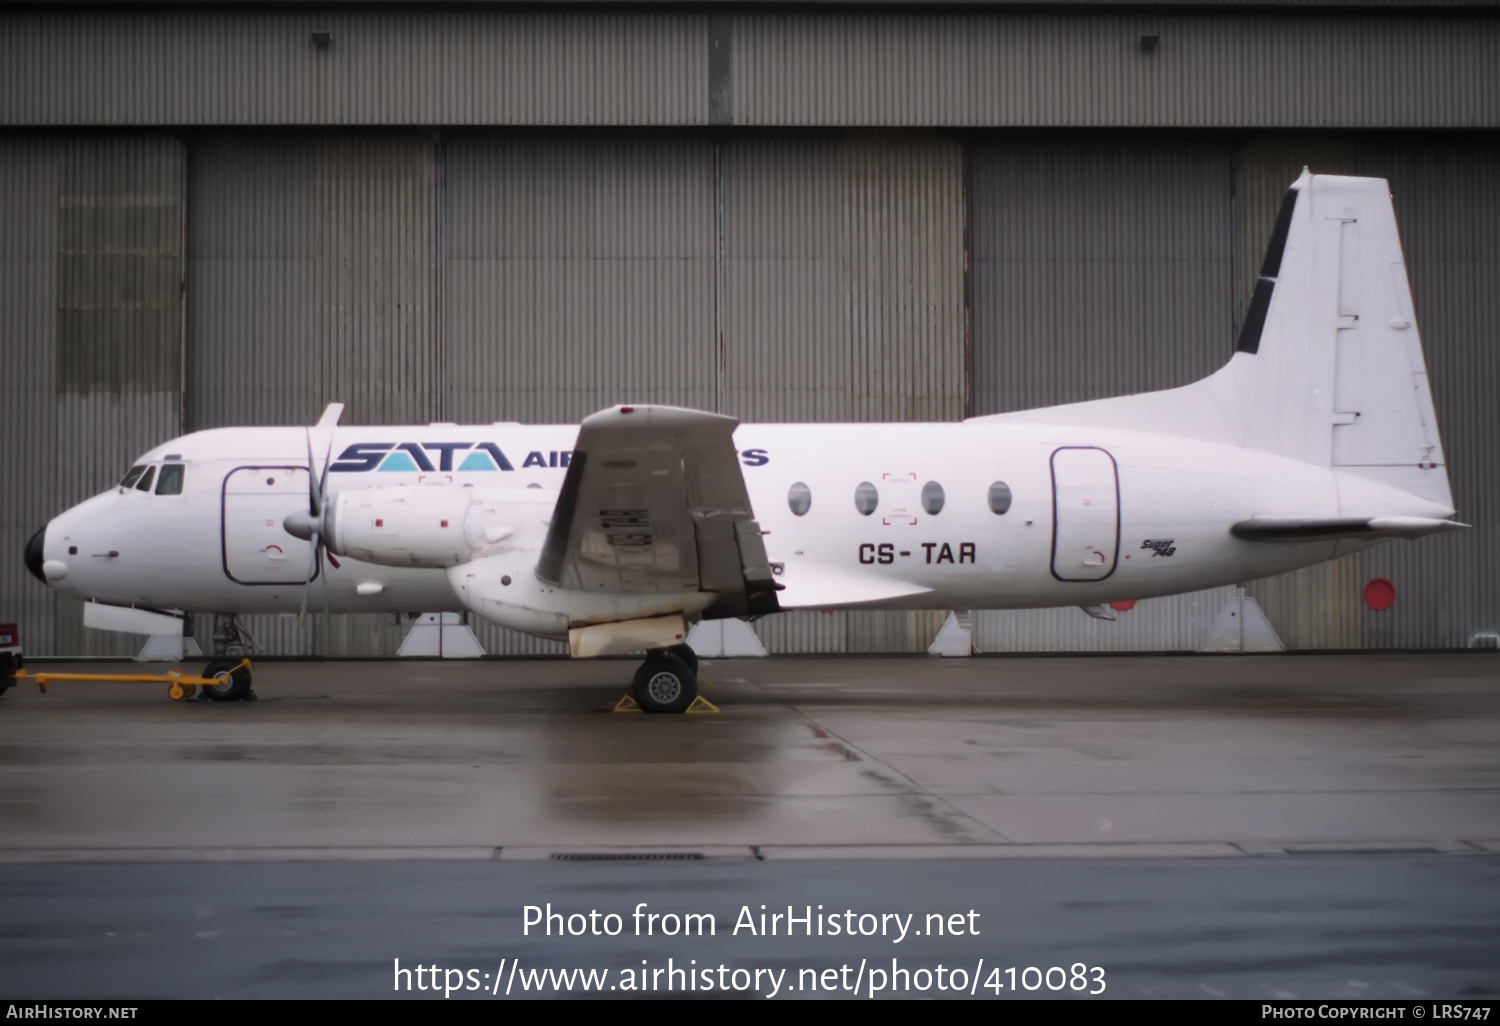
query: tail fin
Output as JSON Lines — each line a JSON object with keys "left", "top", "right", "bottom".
{"left": 974, "top": 170, "right": 1453, "bottom": 510}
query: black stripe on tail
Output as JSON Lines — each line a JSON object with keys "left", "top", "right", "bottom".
{"left": 1236, "top": 186, "right": 1300, "bottom": 355}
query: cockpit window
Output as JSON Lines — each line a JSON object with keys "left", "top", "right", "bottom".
{"left": 134, "top": 465, "right": 156, "bottom": 492}
{"left": 155, "top": 464, "right": 185, "bottom": 495}
{"left": 120, "top": 465, "right": 146, "bottom": 490}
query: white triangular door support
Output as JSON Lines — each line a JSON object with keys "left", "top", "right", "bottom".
{"left": 1199, "top": 589, "right": 1284, "bottom": 653}
{"left": 928, "top": 611, "right": 974, "bottom": 657}
{"left": 685, "top": 618, "right": 767, "bottom": 657}
{"left": 136, "top": 635, "right": 203, "bottom": 663}
{"left": 398, "top": 613, "right": 485, "bottom": 659}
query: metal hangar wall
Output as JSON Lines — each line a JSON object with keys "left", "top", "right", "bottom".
{"left": 1, "top": 5, "right": 1496, "bottom": 656}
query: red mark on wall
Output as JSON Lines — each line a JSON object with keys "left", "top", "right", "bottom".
{"left": 1364, "top": 578, "right": 1396, "bottom": 611}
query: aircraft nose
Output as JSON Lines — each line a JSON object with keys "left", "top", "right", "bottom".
{"left": 24, "top": 526, "right": 46, "bottom": 583}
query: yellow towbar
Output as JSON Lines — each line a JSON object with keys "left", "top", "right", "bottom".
{"left": 14, "top": 658, "right": 253, "bottom": 702}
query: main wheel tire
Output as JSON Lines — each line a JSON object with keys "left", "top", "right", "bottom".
{"left": 667, "top": 644, "right": 699, "bottom": 675}
{"left": 631, "top": 654, "right": 698, "bottom": 714}
{"left": 201, "top": 658, "right": 252, "bottom": 702}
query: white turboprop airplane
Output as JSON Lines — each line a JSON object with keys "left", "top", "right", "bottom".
{"left": 20, "top": 172, "right": 1462, "bottom": 711}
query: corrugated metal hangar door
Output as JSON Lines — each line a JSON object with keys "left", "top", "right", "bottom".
{"left": 0, "top": 136, "right": 185, "bottom": 657}
{"left": 1236, "top": 137, "right": 1500, "bottom": 651}
{"left": 442, "top": 131, "right": 718, "bottom": 654}
{"left": 968, "top": 136, "right": 1244, "bottom": 651}
{"left": 443, "top": 128, "right": 967, "bottom": 655}
{"left": 968, "top": 133, "right": 1500, "bottom": 652}
{"left": 1346, "top": 138, "right": 1500, "bottom": 650}
{"left": 187, "top": 131, "right": 440, "bottom": 656}
{"left": 724, "top": 131, "right": 965, "bottom": 653}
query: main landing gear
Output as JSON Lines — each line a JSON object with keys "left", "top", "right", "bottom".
{"left": 627, "top": 644, "right": 714, "bottom": 714}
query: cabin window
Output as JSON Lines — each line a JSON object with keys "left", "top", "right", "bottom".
{"left": 787, "top": 481, "right": 812, "bottom": 516}
{"left": 119, "top": 465, "right": 146, "bottom": 490}
{"left": 921, "top": 481, "right": 945, "bottom": 515}
{"left": 155, "top": 464, "right": 185, "bottom": 495}
{"left": 987, "top": 480, "right": 1012, "bottom": 515}
{"left": 854, "top": 481, "right": 879, "bottom": 516}
{"left": 134, "top": 466, "right": 156, "bottom": 492}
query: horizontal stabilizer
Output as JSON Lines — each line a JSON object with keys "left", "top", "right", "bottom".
{"left": 1230, "top": 516, "right": 1465, "bottom": 543}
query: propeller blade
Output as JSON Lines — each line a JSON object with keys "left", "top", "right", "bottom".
{"left": 305, "top": 428, "right": 320, "bottom": 517}
{"left": 299, "top": 528, "right": 321, "bottom": 621}
{"left": 317, "top": 431, "right": 334, "bottom": 515}
{"left": 301, "top": 410, "right": 342, "bottom": 621}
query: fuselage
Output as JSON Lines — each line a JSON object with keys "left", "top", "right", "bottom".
{"left": 32, "top": 419, "right": 1434, "bottom": 626}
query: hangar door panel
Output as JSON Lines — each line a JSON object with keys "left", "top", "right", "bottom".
{"left": 1050, "top": 447, "right": 1119, "bottom": 582}
{"left": 222, "top": 466, "right": 315, "bottom": 585}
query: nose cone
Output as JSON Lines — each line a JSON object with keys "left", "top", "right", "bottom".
{"left": 24, "top": 526, "right": 46, "bottom": 583}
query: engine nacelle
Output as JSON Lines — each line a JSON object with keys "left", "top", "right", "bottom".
{"left": 447, "top": 551, "right": 717, "bottom": 641}
{"left": 325, "top": 486, "right": 479, "bottom": 568}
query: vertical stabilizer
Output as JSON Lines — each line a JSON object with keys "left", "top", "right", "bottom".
{"left": 1220, "top": 171, "right": 1450, "bottom": 507}
{"left": 974, "top": 171, "right": 1453, "bottom": 510}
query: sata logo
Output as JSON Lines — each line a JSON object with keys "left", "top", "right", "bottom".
{"left": 332, "top": 444, "right": 771, "bottom": 472}
{"left": 330, "top": 443, "right": 567, "bottom": 473}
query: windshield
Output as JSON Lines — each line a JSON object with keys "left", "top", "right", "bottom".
{"left": 120, "top": 465, "right": 146, "bottom": 490}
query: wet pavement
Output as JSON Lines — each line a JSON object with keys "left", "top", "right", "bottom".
{"left": 0, "top": 654, "right": 1496, "bottom": 857}
{"left": 0, "top": 654, "right": 1497, "bottom": 998}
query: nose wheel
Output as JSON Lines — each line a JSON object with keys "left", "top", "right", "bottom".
{"left": 200, "top": 658, "right": 254, "bottom": 702}
{"left": 630, "top": 650, "right": 698, "bottom": 714}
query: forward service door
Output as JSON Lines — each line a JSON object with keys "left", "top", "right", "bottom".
{"left": 222, "top": 466, "right": 316, "bottom": 585}
{"left": 1050, "top": 447, "right": 1120, "bottom": 582}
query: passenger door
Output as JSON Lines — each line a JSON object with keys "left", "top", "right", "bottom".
{"left": 1050, "top": 447, "right": 1120, "bottom": 582}
{"left": 222, "top": 466, "right": 316, "bottom": 585}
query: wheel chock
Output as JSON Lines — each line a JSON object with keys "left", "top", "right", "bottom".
{"left": 697, "top": 676, "right": 715, "bottom": 690}
{"left": 686, "top": 695, "right": 720, "bottom": 715}
{"left": 613, "top": 694, "right": 643, "bottom": 713}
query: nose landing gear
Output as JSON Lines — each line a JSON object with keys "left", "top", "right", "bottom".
{"left": 199, "top": 658, "right": 254, "bottom": 702}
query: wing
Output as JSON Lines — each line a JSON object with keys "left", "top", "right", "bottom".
{"left": 536, "top": 405, "right": 779, "bottom": 617}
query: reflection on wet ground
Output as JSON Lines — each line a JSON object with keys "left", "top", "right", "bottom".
{"left": 0, "top": 653, "right": 1496, "bottom": 856}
